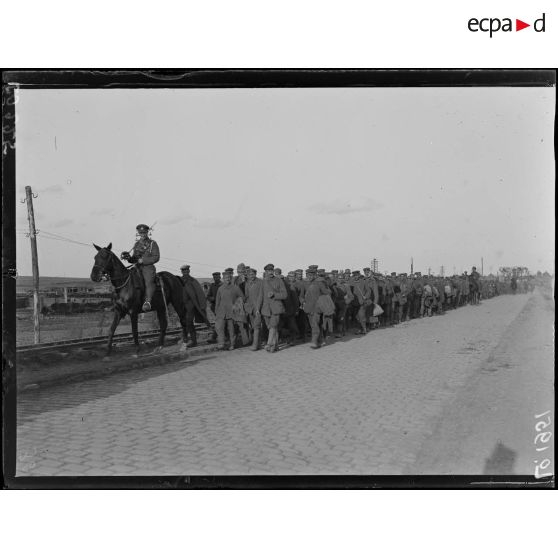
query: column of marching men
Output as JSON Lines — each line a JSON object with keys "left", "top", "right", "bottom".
{"left": 177, "top": 262, "right": 505, "bottom": 352}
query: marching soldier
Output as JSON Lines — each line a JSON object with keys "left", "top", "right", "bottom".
{"left": 331, "top": 271, "right": 352, "bottom": 337}
{"left": 382, "top": 273, "right": 394, "bottom": 326}
{"left": 215, "top": 271, "right": 244, "bottom": 350}
{"left": 316, "top": 269, "right": 335, "bottom": 341}
{"left": 207, "top": 272, "right": 222, "bottom": 315}
{"left": 261, "top": 263, "right": 288, "bottom": 353}
{"left": 375, "top": 272, "right": 388, "bottom": 328}
{"left": 390, "top": 272, "right": 402, "bottom": 324}
{"left": 179, "top": 264, "right": 214, "bottom": 347}
{"left": 294, "top": 269, "right": 308, "bottom": 341}
{"left": 351, "top": 270, "right": 371, "bottom": 334}
{"left": 411, "top": 272, "right": 424, "bottom": 318}
{"left": 244, "top": 267, "right": 264, "bottom": 350}
{"left": 301, "top": 267, "right": 331, "bottom": 349}
{"left": 234, "top": 263, "right": 248, "bottom": 294}
{"left": 121, "top": 223, "right": 160, "bottom": 312}
{"left": 283, "top": 271, "right": 301, "bottom": 345}
{"left": 232, "top": 263, "right": 250, "bottom": 346}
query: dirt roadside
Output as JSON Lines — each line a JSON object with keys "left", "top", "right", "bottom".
{"left": 408, "top": 288, "right": 555, "bottom": 477}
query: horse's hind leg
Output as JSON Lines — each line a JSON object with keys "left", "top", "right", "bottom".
{"left": 131, "top": 311, "right": 141, "bottom": 355}
{"left": 154, "top": 307, "right": 168, "bottom": 353}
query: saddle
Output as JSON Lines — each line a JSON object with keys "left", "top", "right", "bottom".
{"left": 130, "top": 266, "right": 162, "bottom": 293}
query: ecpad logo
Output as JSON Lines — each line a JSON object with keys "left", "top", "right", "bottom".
{"left": 468, "top": 13, "right": 546, "bottom": 37}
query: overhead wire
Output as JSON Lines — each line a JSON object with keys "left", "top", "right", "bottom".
{"left": 17, "top": 230, "right": 228, "bottom": 270}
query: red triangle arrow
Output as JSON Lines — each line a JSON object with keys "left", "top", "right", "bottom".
{"left": 516, "top": 19, "right": 530, "bottom": 31}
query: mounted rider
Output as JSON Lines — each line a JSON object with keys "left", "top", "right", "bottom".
{"left": 121, "top": 224, "right": 160, "bottom": 312}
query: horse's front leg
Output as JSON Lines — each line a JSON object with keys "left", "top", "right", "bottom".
{"left": 105, "top": 308, "right": 124, "bottom": 358}
{"left": 154, "top": 307, "right": 168, "bottom": 353}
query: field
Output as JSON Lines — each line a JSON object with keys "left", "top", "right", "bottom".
{"left": 16, "top": 307, "right": 184, "bottom": 346}
{"left": 15, "top": 274, "right": 209, "bottom": 346}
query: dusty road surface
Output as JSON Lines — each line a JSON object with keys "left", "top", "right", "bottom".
{"left": 16, "top": 290, "right": 554, "bottom": 477}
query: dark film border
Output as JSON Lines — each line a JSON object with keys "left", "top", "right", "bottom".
{"left": 2, "top": 69, "right": 556, "bottom": 489}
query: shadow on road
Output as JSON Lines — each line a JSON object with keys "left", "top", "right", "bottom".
{"left": 483, "top": 441, "right": 517, "bottom": 475}
{"left": 17, "top": 354, "right": 219, "bottom": 422}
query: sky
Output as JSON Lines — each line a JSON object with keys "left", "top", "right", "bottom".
{"left": 15, "top": 86, "right": 555, "bottom": 279}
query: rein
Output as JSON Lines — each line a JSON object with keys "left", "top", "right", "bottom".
{"left": 96, "top": 251, "right": 132, "bottom": 292}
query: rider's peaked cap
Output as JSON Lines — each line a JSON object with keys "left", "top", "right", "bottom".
{"left": 180, "top": 264, "right": 190, "bottom": 270}
{"left": 264, "top": 263, "right": 275, "bottom": 271}
{"left": 136, "top": 224, "right": 150, "bottom": 232}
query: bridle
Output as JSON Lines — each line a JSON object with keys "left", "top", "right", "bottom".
{"left": 93, "top": 249, "right": 131, "bottom": 291}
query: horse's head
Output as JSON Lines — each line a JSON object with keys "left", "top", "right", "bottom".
{"left": 90, "top": 242, "right": 115, "bottom": 282}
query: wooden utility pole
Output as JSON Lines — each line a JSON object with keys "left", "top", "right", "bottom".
{"left": 481, "top": 257, "right": 484, "bottom": 276}
{"left": 24, "top": 186, "right": 40, "bottom": 344}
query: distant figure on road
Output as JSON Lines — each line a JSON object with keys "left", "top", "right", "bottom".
{"left": 511, "top": 274, "right": 518, "bottom": 294}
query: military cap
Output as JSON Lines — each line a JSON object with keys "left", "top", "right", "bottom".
{"left": 136, "top": 223, "right": 150, "bottom": 232}
{"left": 224, "top": 267, "right": 233, "bottom": 273}
{"left": 363, "top": 267, "right": 371, "bottom": 272}
{"left": 391, "top": 272, "right": 396, "bottom": 277}
{"left": 331, "top": 269, "right": 338, "bottom": 274}
{"left": 212, "top": 271, "right": 221, "bottom": 277}
{"left": 237, "top": 262, "right": 246, "bottom": 270}
{"left": 295, "top": 269, "right": 303, "bottom": 273}
{"left": 264, "top": 263, "right": 275, "bottom": 271}
{"left": 415, "top": 272, "right": 422, "bottom": 277}
{"left": 401, "top": 273, "right": 407, "bottom": 277}
{"left": 180, "top": 264, "right": 190, "bottom": 271}
{"left": 309, "top": 264, "right": 319, "bottom": 270}
{"left": 275, "top": 267, "right": 283, "bottom": 274}
{"left": 305, "top": 267, "right": 316, "bottom": 274}
{"left": 352, "top": 270, "right": 360, "bottom": 275}
{"left": 287, "top": 271, "right": 295, "bottom": 277}
{"left": 317, "top": 268, "right": 325, "bottom": 274}
{"left": 345, "top": 268, "right": 351, "bottom": 273}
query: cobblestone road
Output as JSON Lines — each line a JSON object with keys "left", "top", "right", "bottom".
{"left": 16, "top": 291, "right": 553, "bottom": 476}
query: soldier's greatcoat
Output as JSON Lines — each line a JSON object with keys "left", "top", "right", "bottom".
{"left": 180, "top": 275, "right": 209, "bottom": 324}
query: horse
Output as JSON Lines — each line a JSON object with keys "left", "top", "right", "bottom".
{"left": 90, "top": 243, "right": 188, "bottom": 357}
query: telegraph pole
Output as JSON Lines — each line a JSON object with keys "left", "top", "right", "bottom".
{"left": 481, "top": 257, "right": 484, "bottom": 276}
{"left": 411, "top": 257, "right": 414, "bottom": 275}
{"left": 24, "top": 186, "right": 40, "bottom": 344}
